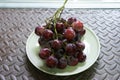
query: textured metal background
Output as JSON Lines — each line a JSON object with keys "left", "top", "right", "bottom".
{"left": 0, "top": 9, "right": 120, "bottom": 80}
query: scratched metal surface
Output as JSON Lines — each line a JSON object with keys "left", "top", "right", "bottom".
{"left": 0, "top": 9, "right": 120, "bottom": 80}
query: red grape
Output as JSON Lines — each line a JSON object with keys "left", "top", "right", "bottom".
{"left": 65, "top": 43, "right": 76, "bottom": 56}
{"left": 57, "top": 57, "right": 67, "bottom": 69}
{"left": 77, "top": 51, "right": 86, "bottom": 62}
{"left": 79, "top": 29, "right": 86, "bottom": 36}
{"left": 50, "top": 39, "right": 62, "bottom": 50}
{"left": 38, "top": 37, "right": 50, "bottom": 48}
{"left": 35, "top": 26, "right": 45, "bottom": 36}
{"left": 54, "top": 48, "right": 64, "bottom": 59}
{"left": 56, "top": 22, "right": 65, "bottom": 33}
{"left": 39, "top": 48, "right": 51, "bottom": 59}
{"left": 67, "top": 17, "right": 77, "bottom": 24}
{"left": 43, "top": 29, "right": 53, "bottom": 40}
{"left": 72, "top": 21, "right": 83, "bottom": 31}
{"left": 76, "top": 41, "right": 85, "bottom": 51}
{"left": 67, "top": 56, "right": 78, "bottom": 66}
{"left": 46, "top": 55, "right": 58, "bottom": 68}
{"left": 64, "top": 27, "right": 76, "bottom": 41}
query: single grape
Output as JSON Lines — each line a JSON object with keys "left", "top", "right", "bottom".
{"left": 72, "top": 21, "right": 83, "bottom": 31}
{"left": 54, "top": 48, "right": 64, "bottom": 59}
{"left": 42, "top": 29, "right": 53, "bottom": 40}
{"left": 57, "top": 57, "right": 67, "bottom": 69}
{"left": 39, "top": 48, "right": 51, "bottom": 59}
{"left": 56, "top": 22, "right": 65, "bottom": 33}
{"left": 35, "top": 26, "right": 45, "bottom": 36}
{"left": 67, "top": 17, "right": 77, "bottom": 25}
{"left": 79, "top": 29, "right": 86, "bottom": 36}
{"left": 76, "top": 41, "right": 85, "bottom": 51}
{"left": 65, "top": 43, "right": 76, "bottom": 56}
{"left": 64, "top": 27, "right": 76, "bottom": 41}
{"left": 77, "top": 51, "right": 86, "bottom": 62}
{"left": 46, "top": 55, "right": 58, "bottom": 68}
{"left": 50, "top": 39, "right": 62, "bottom": 50}
{"left": 38, "top": 37, "right": 44, "bottom": 45}
{"left": 67, "top": 56, "right": 78, "bottom": 66}
{"left": 74, "top": 33, "right": 79, "bottom": 41}
{"left": 38, "top": 37, "right": 49, "bottom": 46}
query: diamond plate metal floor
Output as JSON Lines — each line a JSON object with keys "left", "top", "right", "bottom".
{"left": 0, "top": 9, "right": 120, "bottom": 80}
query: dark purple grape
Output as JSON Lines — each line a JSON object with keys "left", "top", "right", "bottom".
{"left": 38, "top": 37, "right": 46, "bottom": 45}
{"left": 77, "top": 51, "right": 86, "bottom": 62}
{"left": 67, "top": 56, "right": 78, "bottom": 66}
{"left": 38, "top": 37, "right": 43, "bottom": 45}
{"left": 74, "top": 34, "right": 79, "bottom": 41}
{"left": 65, "top": 43, "right": 76, "bottom": 56}
{"left": 54, "top": 48, "right": 65, "bottom": 59}
{"left": 46, "top": 55, "right": 58, "bottom": 68}
{"left": 72, "top": 31, "right": 80, "bottom": 42}
{"left": 42, "top": 29, "right": 53, "bottom": 40}
{"left": 57, "top": 57, "right": 67, "bottom": 69}
{"left": 39, "top": 48, "right": 51, "bottom": 59}
{"left": 76, "top": 41, "right": 85, "bottom": 51}
{"left": 56, "top": 22, "right": 65, "bottom": 33}
{"left": 38, "top": 37, "right": 51, "bottom": 48}
{"left": 50, "top": 39, "right": 62, "bottom": 50}
{"left": 79, "top": 29, "right": 86, "bottom": 36}
{"left": 67, "top": 17, "right": 77, "bottom": 25}
{"left": 54, "top": 52, "right": 63, "bottom": 59}
{"left": 35, "top": 26, "right": 45, "bottom": 36}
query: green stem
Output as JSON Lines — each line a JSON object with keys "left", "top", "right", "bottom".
{"left": 46, "top": 0, "right": 68, "bottom": 39}
{"left": 54, "top": 15, "right": 58, "bottom": 39}
{"left": 53, "top": 0, "right": 68, "bottom": 19}
{"left": 54, "top": 0, "right": 68, "bottom": 39}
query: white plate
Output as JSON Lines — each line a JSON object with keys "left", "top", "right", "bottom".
{"left": 26, "top": 26, "right": 100, "bottom": 76}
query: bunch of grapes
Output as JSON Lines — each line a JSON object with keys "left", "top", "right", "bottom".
{"left": 34, "top": 0, "right": 86, "bottom": 69}
{"left": 35, "top": 17, "right": 86, "bottom": 69}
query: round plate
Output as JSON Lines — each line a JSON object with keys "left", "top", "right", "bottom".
{"left": 26, "top": 27, "right": 100, "bottom": 76}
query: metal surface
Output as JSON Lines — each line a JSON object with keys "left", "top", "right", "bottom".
{"left": 0, "top": 8, "right": 120, "bottom": 80}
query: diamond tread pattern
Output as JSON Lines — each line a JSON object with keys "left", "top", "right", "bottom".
{"left": 0, "top": 9, "right": 120, "bottom": 80}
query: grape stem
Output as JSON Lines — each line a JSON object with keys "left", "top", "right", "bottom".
{"left": 53, "top": 0, "right": 68, "bottom": 19}
{"left": 51, "top": 0, "right": 68, "bottom": 39}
